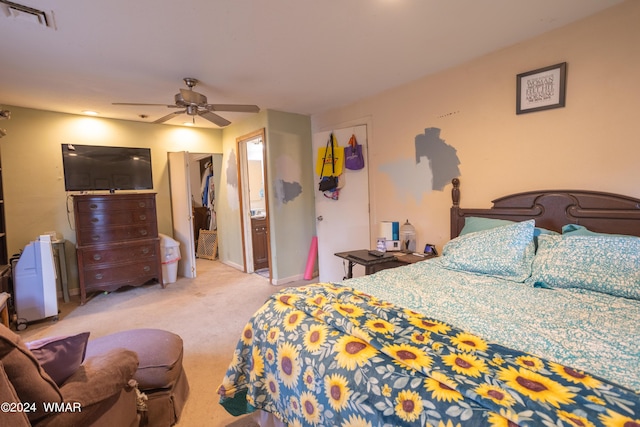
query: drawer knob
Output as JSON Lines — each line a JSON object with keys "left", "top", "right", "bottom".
{"left": 140, "top": 229, "right": 148, "bottom": 236}
{"left": 139, "top": 214, "right": 147, "bottom": 220}
{"left": 95, "top": 273, "right": 103, "bottom": 280}
{"left": 138, "top": 202, "right": 146, "bottom": 208}
{"left": 142, "top": 247, "right": 149, "bottom": 254}
{"left": 93, "top": 254, "right": 102, "bottom": 261}
{"left": 143, "top": 266, "right": 150, "bottom": 272}
{"left": 92, "top": 235, "right": 100, "bottom": 241}
{"left": 91, "top": 217, "right": 99, "bottom": 223}
{"left": 90, "top": 204, "right": 98, "bottom": 209}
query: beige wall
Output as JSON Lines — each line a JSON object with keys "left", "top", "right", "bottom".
{"left": 265, "top": 110, "right": 315, "bottom": 283}
{"left": 1, "top": 106, "right": 222, "bottom": 289}
{"left": 217, "top": 110, "right": 315, "bottom": 284}
{"left": 312, "top": 1, "right": 640, "bottom": 251}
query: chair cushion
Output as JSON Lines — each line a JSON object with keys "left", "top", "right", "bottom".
{"left": 85, "top": 328, "right": 184, "bottom": 390}
{"left": 0, "top": 325, "right": 63, "bottom": 422}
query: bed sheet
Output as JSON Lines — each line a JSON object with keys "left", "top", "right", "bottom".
{"left": 345, "top": 258, "right": 640, "bottom": 393}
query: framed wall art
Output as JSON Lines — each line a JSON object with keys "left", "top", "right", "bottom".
{"left": 516, "top": 62, "right": 567, "bottom": 114}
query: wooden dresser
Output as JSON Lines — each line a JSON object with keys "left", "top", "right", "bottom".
{"left": 73, "top": 193, "right": 163, "bottom": 304}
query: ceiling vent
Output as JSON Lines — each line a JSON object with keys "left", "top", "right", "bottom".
{"left": 0, "top": 0, "right": 55, "bottom": 29}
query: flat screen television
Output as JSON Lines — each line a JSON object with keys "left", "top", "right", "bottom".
{"left": 61, "top": 144, "right": 153, "bottom": 192}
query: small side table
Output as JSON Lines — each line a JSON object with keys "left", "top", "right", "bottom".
{"left": 335, "top": 250, "right": 436, "bottom": 279}
{"left": 51, "top": 239, "right": 70, "bottom": 303}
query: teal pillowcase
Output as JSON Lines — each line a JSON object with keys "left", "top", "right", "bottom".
{"left": 461, "top": 216, "right": 558, "bottom": 241}
{"left": 529, "top": 234, "right": 640, "bottom": 300}
{"left": 460, "top": 217, "right": 514, "bottom": 234}
{"left": 562, "top": 224, "right": 631, "bottom": 238}
{"left": 442, "top": 219, "right": 536, "bottom": 282}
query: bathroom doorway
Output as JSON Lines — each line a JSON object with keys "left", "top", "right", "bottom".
{"left": 237, "top": 129, "right": 271, "bottom": 280}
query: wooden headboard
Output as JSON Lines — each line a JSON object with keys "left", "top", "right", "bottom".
{"left": 450, "top": 178, "right": 640, "bottom": 238}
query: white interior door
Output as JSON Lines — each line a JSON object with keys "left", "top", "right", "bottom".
{"left": 237, "top": 137, "right": 255, "bottom": 273}
{"left": 168, "top": 151, "right": 196, "bottom": 278}
{"left": 313, "top": 125, "right": 370, "bottom": 282}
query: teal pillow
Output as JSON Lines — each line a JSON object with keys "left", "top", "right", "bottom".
{"left": 461, "top": 216, "right": 558, "bottom": 240}
{"left": 529, "top": 234, "right": 640, "bottom": 300}
{"left": 562, "top": 224, "right": 631, "bottom": 238}
{"left": 442, "top": 219, "right": 536, "bottom": 282}
{"left": 460, "top": 217, "right": 513, "bottom": 234}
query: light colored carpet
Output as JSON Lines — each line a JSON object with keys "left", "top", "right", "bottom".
{"left": 18, "top": 259, "right": 316, "bottom": 427}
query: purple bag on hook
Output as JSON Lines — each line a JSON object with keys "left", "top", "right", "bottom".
{"left": 344, "top": 134, "right": 364, "bottom": 170}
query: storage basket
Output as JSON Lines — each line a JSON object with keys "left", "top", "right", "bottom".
{"left": 196, "top": 230, "right": 218, "bottom": 260}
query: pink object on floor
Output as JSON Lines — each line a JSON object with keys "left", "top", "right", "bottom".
{"left": 303, "top": 236, "right": 318, "bottom": 280}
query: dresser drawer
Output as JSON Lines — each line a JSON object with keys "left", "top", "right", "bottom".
{"left": 79, "top": 241, "right": 158, "bottom": 266}
{"left": 76, "top": 224, "right": 158, "bottom": 246}
{"left": 76, "top": 208, "right": 156, "bottom": 228}
{"left": 82, "top": 262, "right": 160, "bottom": 287}
{"left": 75, "top": 196, "right": 155, "bottom": 213}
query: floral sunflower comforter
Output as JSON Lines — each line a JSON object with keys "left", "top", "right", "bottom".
{"left": 217, "top": 282, "right": 639, "bottom": 427}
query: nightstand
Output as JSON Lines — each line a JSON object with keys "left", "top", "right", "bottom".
{"left": 335, "top": 250, "right": 436, "bottom": 279}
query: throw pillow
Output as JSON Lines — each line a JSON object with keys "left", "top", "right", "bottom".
{"left": 0, "top": 325, "right": 63, "bottom": 422}
{"left": 27, "top": 331, "right": 90, "bottom": 386}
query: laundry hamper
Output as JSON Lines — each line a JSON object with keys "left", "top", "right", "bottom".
{"left": 196, "top": 230, "right": 218, "bottom": 260}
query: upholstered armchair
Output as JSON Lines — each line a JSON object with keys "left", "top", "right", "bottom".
{"left": 0, "top": 324, "right": 141, "bottom": 426}
{"left": 0, "top": 324, "right": 189, "bottom": 427}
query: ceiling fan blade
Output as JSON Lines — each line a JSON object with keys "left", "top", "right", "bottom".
{"left": 207, "top": 104, "right": 260, "bottom": 113}
{"left": 199, "top": 110, "right": 231, "bottom": 127}
{"left": 153, "top": 110, "right": 185, "bottom": 124}
{"left": 113, "top": 102, "right": 179, "bottom": 107}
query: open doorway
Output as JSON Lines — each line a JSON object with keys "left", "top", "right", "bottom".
{"left": 237, "top": 129, "right": 271, "bottom": 280}
{"left": 190, "top": 153, "right": 222, "bottom": 260}
{"left": 168, "top": 151, "right": 221, "bottom": 280}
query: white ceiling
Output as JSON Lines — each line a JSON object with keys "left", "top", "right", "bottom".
{"left": 0, "top": 0, "right": 623, "bottom": 128}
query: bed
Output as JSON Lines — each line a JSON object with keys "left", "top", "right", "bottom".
{"left": 217, "top": 179, "right": 640, "bottom": 427}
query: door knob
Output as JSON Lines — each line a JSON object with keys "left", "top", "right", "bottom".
{"left": 317, "top": 216, "right": 323, "bottom": 221}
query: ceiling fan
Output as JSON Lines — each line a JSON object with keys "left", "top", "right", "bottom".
{"left": 113, "top": 77, "right": 260, "bottom": 127}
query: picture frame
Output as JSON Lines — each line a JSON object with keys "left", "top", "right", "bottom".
{"left": 516, "top": 62, "right": 567, "bottom": 114}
